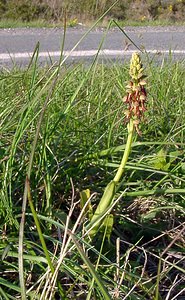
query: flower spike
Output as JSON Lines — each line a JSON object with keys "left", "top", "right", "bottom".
{"left": 124, "top": 53, "right": 147, "bottom": 135}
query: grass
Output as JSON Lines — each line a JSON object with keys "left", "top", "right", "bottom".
{"left": 0, "top": 19, "right": 51, "bottom": 29}
{"left": 0, "top": 45, "right": 185, "bottom": 298}
{"left": 0, "top": 18, "right": 82, "bottom": 29}
{"left": 0, "top": 18, "right": 185, "bottom": 29}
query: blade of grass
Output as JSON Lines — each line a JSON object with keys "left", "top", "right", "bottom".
{"left": 69, "top": 231, "right": 111, "bottom": 300}
{"left": 18, "top": 31, "right": 67, "bottom": 297}
{"left": 86, "top": 221, "right": 110, "bottom": 300}
{"left": 112, "top": 19, "right": 143, "bottom": 52}
{"left": 25, "top": 177, "right": 66, "bottom": 299}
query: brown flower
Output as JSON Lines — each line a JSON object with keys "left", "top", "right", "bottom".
{"left": 123, "top": 53, "right": 147, "bottom": 135}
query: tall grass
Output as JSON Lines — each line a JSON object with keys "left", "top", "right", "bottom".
{"left": 0, "top": 43, "right": 185, "bottom": 298}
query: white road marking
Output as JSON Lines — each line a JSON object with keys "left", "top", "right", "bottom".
{"left": 0, "top": 49, "right": 185, "bottom": 60}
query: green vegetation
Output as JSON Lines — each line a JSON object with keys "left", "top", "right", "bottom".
{"left": 0, "top": 39, "right": 185, "bottom": 299}
{"left": 0, "top": 0, "right": 185, "bottom": 27}
{"left": 1, "top": 18, "right": 185, "bottom": 30}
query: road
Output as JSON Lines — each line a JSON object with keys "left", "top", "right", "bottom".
{"left": 0, "top": 26, "right": 185, "bottom": 67}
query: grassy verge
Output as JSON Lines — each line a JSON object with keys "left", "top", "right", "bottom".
{"left": 0, "top": 51, "right": 185, "bottom": 299}
{"left": 0, "top": 18, "right": 185, "bottom": 29}
{"left": 0, "top": 19, "right": 51, "bottom": 29}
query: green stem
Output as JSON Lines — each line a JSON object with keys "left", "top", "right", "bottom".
{"left": 113, "top": 119, "right": 134, "bottom": 183}
{"left": 89, "top": 119, "right": 134, "bottom": 236}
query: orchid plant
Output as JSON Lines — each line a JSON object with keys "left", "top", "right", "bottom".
{"left": 89, "top": 52, "right": 147, "bottom": 237}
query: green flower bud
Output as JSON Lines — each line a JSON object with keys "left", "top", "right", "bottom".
{"left": 129, "top": 53, "right": 143, "bottom": 82}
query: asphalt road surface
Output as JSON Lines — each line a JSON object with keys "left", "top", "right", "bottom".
{"left": 0, "top": 26, "right": 185, "bottom": 67}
